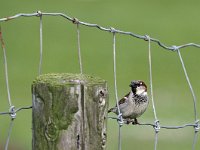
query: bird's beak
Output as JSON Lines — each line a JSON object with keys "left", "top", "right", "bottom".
{"left": 129, "top": 83, "right": 136, "bottom": 88}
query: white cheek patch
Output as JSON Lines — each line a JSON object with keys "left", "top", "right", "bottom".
{"left": 136, "top": 87, "right": 147, "bottom": 95}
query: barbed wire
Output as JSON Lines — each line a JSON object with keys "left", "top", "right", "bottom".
{"left": 0, "top": 11, "right": 199, "bottom": 150}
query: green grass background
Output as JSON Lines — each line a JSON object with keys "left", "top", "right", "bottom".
{"left": 0, "top": 0, "right": 200, "bottom": 149}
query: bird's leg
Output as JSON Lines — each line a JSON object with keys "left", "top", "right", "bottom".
{"left": 132, "top": 118, "right": 139, "bottom": 125}
{"left": 124, "top": 118, "right": 133, "bottom": 124}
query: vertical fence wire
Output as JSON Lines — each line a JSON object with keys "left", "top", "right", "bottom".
{"left": 76, "top": 23, "right": 83, "bottom": 74}
{"left": 5, "top": 120, "right": 14, "bottom": 150}
{"left": 154, "top": 132, "right": 159, "bottom": 150}
{"left": 0, "top": 25, "right": 15, "bottom": 150}
{"left": 177, "top": 49, "right": 199, "bottom": 150}
{"left": 0, "top": 26, "right": 12, "bottom": 107}
{"left": 38, "top": 12, "right": 43, "bottom": 75}
{"left": 112, "top": 29, "right": 123, "bottom": 150}
{"left": 147, "top": 36, "right": 158, "bottom": 121}
{"left": 192, "top": 131, "right": 199, "bottom": 150}
{"left": 177, "top": 49, "right": 197, "bottom": 121}
{"left": 146, "top": 35, "right": 159, "bottom": 150}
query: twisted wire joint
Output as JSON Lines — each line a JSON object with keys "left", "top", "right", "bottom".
{"left": 9, "top": 106, "right": 16, "bottom": 120}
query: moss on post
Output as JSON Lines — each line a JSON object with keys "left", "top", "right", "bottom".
{"left": 32, "top": 73, "right": 108, "bottom": 150}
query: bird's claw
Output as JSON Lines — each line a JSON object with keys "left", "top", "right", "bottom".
{"left": 124, "top": 118, "right": 132, "bottom": 124}
{"left": 132, "top": 118, "right": 139, "bottom": 125}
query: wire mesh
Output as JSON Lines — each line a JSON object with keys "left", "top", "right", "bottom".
{"left": 0, "top": 11, "right": 199, "bottom": 150}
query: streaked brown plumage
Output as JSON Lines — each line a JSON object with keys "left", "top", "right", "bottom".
{"left": 108, "top": 80, "right": 148, "bottom": 124}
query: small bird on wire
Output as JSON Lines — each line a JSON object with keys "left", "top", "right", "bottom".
{"left": 108, "top": 80, "right": 148, "bottom": 124}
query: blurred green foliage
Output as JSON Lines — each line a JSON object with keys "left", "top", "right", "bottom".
{"left": 0, "top": 0, "right": 200, "bottom": 150}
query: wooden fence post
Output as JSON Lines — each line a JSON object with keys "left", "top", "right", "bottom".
{"left": 32, "top": 73, "right": 109, "bottom": 150}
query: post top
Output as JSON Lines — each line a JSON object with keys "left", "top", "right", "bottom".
{"left": 33, "top": 73, "right": 106, "bottom": 86}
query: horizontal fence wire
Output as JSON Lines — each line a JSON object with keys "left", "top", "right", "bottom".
{"left": 108, "top": 116, "right": 199, "bottom": 129}
{"left": 0, "top": 11, "right": 199, "bottom": 150}
{"left": 1, "top": 12, "right": 200, "bottom": 51}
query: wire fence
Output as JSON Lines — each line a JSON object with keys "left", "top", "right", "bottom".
{"left": 0, "top": 11, "right": 199, "bottom": 150}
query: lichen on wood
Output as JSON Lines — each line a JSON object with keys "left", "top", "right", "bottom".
{"left": 32, "top": 73, "right": 108, "bottom": 150}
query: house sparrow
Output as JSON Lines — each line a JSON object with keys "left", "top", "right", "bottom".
{"left": 108, "top": 80, "right": 148, "bottom": 124}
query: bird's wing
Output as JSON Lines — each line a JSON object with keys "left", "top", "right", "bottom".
{"left": 108, "top": 92, "right": 130, "bottom": 113}
{"left": 117, "top": 92, "right": 130, "bottom": 106}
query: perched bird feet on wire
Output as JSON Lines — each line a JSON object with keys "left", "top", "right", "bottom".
{"left": 123, "top": 118, "right": 139, "bottom": 125}
{"left": 132, "top": 118, "right": 139, "bottom": 125}
{"left": 124, "top": 118, "right": 133, "bottom": 124}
